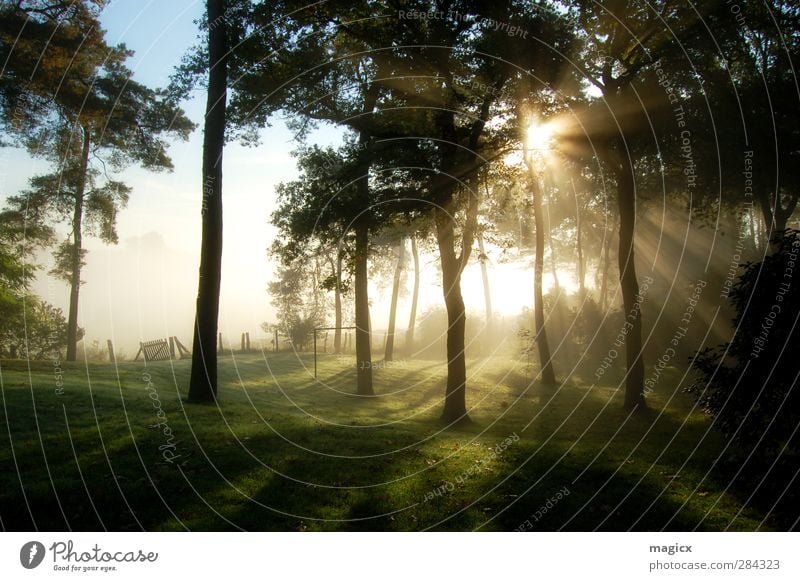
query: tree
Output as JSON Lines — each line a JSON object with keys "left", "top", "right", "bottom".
{"left": 383, "top": 236, "right": 405, "bottom": 362}
{"left": 571, "top": 179, "right": 587, "bottom": 297}
{"left": 271, "top": 142, "right": 390, "bottom": 395}
{"left": 321, "top": 248, "right": 349, "bottom": 354}
{"left": 208, "top": 1, "right": 413, "bottom": 397}
{"left": 525, "top": 162, "right": 557, "bottom": 385}
{"left": 226, "top": 0, "right": 575, "bottom": 417}
{"left": 1, "top": 0, "right": 193, "bottom": 361}
{"left": 268, "top": 255, "right": 326, "bottom": 351}
{"left": 415, "top": 1, "right": 577, "bottom": 421}
{"left": 10, "top": 167, "right": 131, "bottom": 358}
{"left": 476, "top": 228, "right": 493, "bottom": 341}
{"left": 0, "top": 0, "right": 106, "bottom": 127}
{"left": 563, "top": 0, "right": 738, "bottom": 409}
{"left": 729, "top": 1, "right": 800, "bottom": 240}
{"left": 188, "top": 0, "right": 228, "bottom": 403}
{"left": 691, "top": 229, "right": 800, "bottom": 464}
{"left": 0, "top": 296, "right": 70, "bottom": 360}
{"left": 405, "top": 233, "right": 421, "bottom": 355}
{"left": 0, "top": 205, "right": 60, "bottom": 358}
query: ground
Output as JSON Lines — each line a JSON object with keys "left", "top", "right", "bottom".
{"left": 0, "top": 352, "right": 779, "bottom": 531}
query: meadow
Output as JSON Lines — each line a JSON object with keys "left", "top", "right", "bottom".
{"left": 1, "top": 350, "right": 786, "bottom": 532}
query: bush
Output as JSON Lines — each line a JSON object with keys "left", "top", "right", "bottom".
{"left": 690, "top": 229, "right": 800, "bottom": 459}
{"left": 0, "top": 297, "right": 69, "bottom": 360}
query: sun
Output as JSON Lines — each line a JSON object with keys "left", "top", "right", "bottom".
{"left": 526, "top": 122, "right": 556, "bottom": 152}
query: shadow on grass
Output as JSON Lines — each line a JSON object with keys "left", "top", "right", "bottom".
{"left": 0, "top": 354, "right": 788, "bottom": 531}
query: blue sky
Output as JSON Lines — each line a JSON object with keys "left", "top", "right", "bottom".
{"left": 102, "top": 0, "right": 204, "bottom": 87}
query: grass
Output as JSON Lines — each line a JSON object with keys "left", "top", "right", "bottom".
{"left": 0, "top": 351, "right": 784, "bottom": 531}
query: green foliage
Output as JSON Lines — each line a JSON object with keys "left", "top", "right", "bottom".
{"left": 267, "top": 256, "right": 327, "bottom": 350}
{"left": 691, "top": 230, "right": 800, "bottom": 460}
{"left": 48, "top": 241, "right": 86, "bottom": 284}
{"left": 1, "top": 0, "right": 195, "bottom": 167}
{"left": 0, "top": 296, "right": 70, "bottom": 360}
{"left": 0, "top": 202, "right": 70, "bottom": 360}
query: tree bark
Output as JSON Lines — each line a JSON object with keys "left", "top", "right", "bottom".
{"left": 599, "top": 219, "right": 616, "bottom": 311}
{"left": 312, "top": 255, "right": 320, "bottom": 316}
{"left": 350, "top": 74, "right": 380, "bottom": 394}
{"left": 188, "top": 0, "right": 227, "bottom": 403}
{"left": 755, "top": 188, "right": 796, "bottom": 249}
{"left": 477, "top": 231, "right": 493, "bottom": 339}
{"left": 613, "top": 139, "right": 646, "bottom": 411}
{"left": 405, "top": 234, "right": 420, "bottom": 355}
{"left": 531, "top": 173, "right": 557, "bottom": 386}
{"left": 66, "top": 123, "right": 91, "bottom": 361}
{"left": 574, "top": 184, "right": 586, "bottom": 296}
{"left": 545, "top": 187, "right": 560, "bottom": 294}
{"left": 435, "top": 203, "right": 469, "bottom": 423}
{"left": 332, "top": 251, "right": 342, "bottom": 354}
{"left": 384, "top": 237, "right": 405, "bottom": 361}
{"left": 354, "top": 223, "right": 373, "bottom": 395}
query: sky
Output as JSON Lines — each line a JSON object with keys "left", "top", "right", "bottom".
{"left": 0, "top": 0, "right": 562, "bottom": 356}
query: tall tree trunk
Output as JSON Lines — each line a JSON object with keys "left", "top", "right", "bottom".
{"left": 432, "top": 80, "right": 492, "bottom": 422}
{"left": 599, "top": 219, "right": 616, "bottom": 311}
{"left": 531, "top": 174, "right": 557, "bottom": 385}
{"left": 66, "top": 123, "right": 91, "bottom": 361}
{"left": 384, "top": 237, "right": 405, "bottom": 361}
{"left": 312, "top": 256, "right": 319, "bottom": 313}
{"left": 188, "top": 0, "right": 227, "bottom": 403}
{"left": 405, "top": 234, "right": 420, "bottom": 355}
{"left": 477, "top": 231, "right": 493, "bottom": 338}
{"left": 545, "top": 187, "right": 560, "bottom": 294}
{"left": 354, "top": 223, "right": 373, "bottom": 395}
{"left": 613, "top": 141, "right": 646, "bottom": 411}
{"left": 331, "top": 252, "right": 342, "bottom": 354}
{"left": 350, "top": 75, "right": 380, "bottom": 394}
{"left": 756, "top": 188, "right": 796, "bottom": 250}
{"left": 435, "top": 203, "right": 469, "bottom": 423}
{"left": 574, "top": 182, "right": 586, "bottom": 296}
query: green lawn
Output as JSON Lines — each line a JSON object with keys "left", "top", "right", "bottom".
{"left": 0, "top": 352, "right": 779, "bottom": 531}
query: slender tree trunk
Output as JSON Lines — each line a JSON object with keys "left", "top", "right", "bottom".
{"left": 66, "top": 123, "right": 91, "bottom": 361}
{"left": 354, "top": 224, "right": 373, "bottom": 394}
{"left": 477, "top": 231, "right": 493, "bottom": 338}
{"left": 758, "top": 190, "right": 797, "bottom": 250}
{"left": 599, "top": 220, "right": 616, "bottom": 311}
{"left": 613, "top": 141, "right": 646, "bottom": 411}
{"left": 756, "top": 191, "right": 777, "bottom": 246}
{"left": 574, "top": 183, "right": 586, "bottom": 296}
{"left": 188, "top": 0, "right": 227, "bottom": 403}
{"left": 545, "top": 188, "right": 560, "bottom": 294}
{"left": 531, "top": 173, "right": 557, "bottom": 385}
{"left": 332, "top": 252, "right": 342, "bottom": 354}
{"left": 384, "top": 237, "right": 405, "bottom": 361}
{"left": 405, "top": 234, "right": 420, "bottom": 355}
{"left": 312, "top": 256, "right": 320, "bottom": 315}
{"left": 435, "top": 204, "right": 469, "bottom": 422}
{"left": 479, "top": 179, "right": 494, "bottom": 340}
{"left": 549, "top": 232, "right": 560, "bottom": 292}
{"left": 748, "top": 208, "right": 758, "bottom": 253}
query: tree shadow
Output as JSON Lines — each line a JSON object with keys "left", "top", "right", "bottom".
{"left": 0, "top": 358, "right": 783, "bottom": 531}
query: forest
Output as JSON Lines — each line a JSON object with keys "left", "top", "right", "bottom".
{"left": 0, "top": 0, "right": 799, "bottom": 532}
